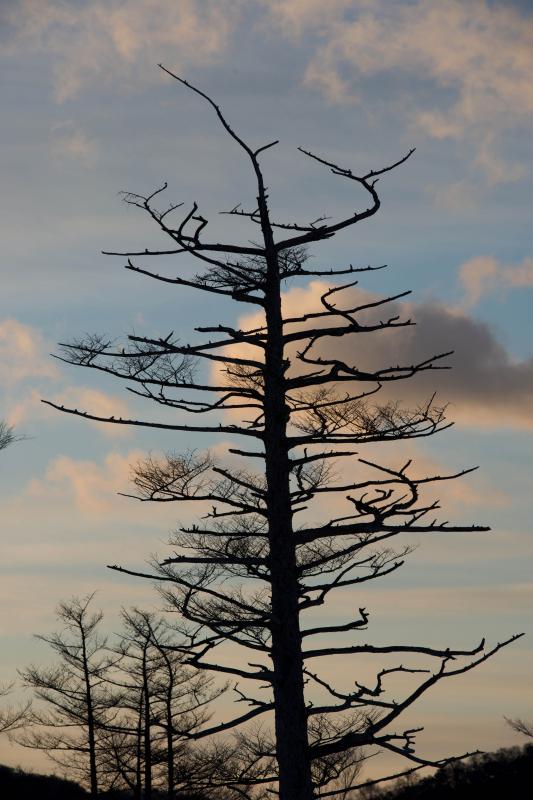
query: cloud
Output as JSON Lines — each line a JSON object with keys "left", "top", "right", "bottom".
{"left": 16, "top": 447, "right": 206, "bottom": 526}
{"left": 7, "top": 386, "right": 132, "bottom": 438}
{"left": 25, "top": 449, "right": 143, "bottom": 517}
{"left": 430, "top": 180, "right": 478, "bottom": 213}
{"left": 395, "top": 300, "right": 533, "bottom": 429}
{"left": 53, "top": 387, "right": 133, "bottom": 438}
{"left": 260, "top": 0, "right": 358, "bottom": 38}
{"left": 265, "top": 0, "right": 533, "bottom": 182}
{"left": 473, "top": 131, "right": 525, "bottom": 185}
{"left": 0, "top": 317, "right": 131, "bottom": 437}
{"left": 0, "top": 319, "right": 58, "bottom": 389}
{"left": 3, "top": 0, "right": 242, "bottom": 101}
{"left": 230, "top": 281, "right": 533, "bottom": 430}
{"left": 459, "top": 255, "right": 533, "bottom": 307}
{"left": 363, "top": 581, "right": 533, "bottom": 619}
{"left": 50, "top": 122, "right": 99, "bottom": 165}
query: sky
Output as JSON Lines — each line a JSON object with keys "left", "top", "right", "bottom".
{"left": 1, "top": 0, "right": 532, "bottom": 780}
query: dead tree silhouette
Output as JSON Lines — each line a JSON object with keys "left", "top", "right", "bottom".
{"left": 44, "top": 71, "right": 523, "bottom": 800}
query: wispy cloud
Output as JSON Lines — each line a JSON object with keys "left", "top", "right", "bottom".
{"left": 50, "top": 121, "right": 99, "bottom": 165}
{"left": 25, "top": 449, "right": 142, "bottom": 516}
{"left": 429, "top": 180, "right": 478, "bottom": 213}
{"left": 0, "top": 318, "right": 132, "bottom": 438}
{"left": 260, "top": 0, "right": 357, "bottom": 38}
{"left": 8, "top": 386, "right": 133, "bottom": 438}
{"left": 264, "top": 0, "right": 533, "bottom": 183}
{"left": 3, "top": 0, "right": 243, "bottom": 101}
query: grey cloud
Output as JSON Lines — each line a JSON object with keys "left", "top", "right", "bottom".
{"left": 342, "top": 299, "right": 533, "bottom": 428}
{"left": 278, "top": 284, "right": 533, "bottom": 429}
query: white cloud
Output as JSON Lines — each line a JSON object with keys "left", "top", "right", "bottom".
{"left": 459, "top": 255, "right": 533, "bottom": 307}
{"left": 3, "top": 0, "right": 243, "bottom": 101}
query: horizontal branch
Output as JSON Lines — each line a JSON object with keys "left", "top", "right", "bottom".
{"left": 186, "top": 702, "right": 274, "bottom": 740}
{"left": 303, "top": 639, "right": 486, "bottom": 661}
{"left": 41, "top": 400, "right": 264, "bottom": 439}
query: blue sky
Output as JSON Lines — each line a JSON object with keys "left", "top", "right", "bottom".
{"left": 1, "top": 0, "right": 532, "bottom": 777}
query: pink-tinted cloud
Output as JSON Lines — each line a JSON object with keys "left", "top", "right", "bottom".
{"left": 0, "top": 317, "right": 134, "bottom": 437}
{"left": 24, "top": 449, "right": 144, "bottom": 517}
{"left": 8, "top": 386, "right": 132, "bottom": 438}
{"left": 0, "top": 319, "right": 58, "bottom": 388}
{"left": 459, "top": 255, "right": 533, "bottom": 307}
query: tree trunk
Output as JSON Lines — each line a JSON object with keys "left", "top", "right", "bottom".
{"left": 134, "top": 695, "right": 143, "bottom": 800}
{"left": 165, "top": 672, "right": 174, "bottom": 799}
{"left": 81, "top": 626, "right": 99, "bottom": 798}
{"left": 263, "top": 248, "right": 314, "bottom": 800}
{"left": 142, "top": 652, "right": 152, "bottom": 800}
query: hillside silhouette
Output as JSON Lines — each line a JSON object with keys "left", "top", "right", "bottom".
{"left": 0, "top": 763, "right": 87, "bottom": 798}
{"left": 1, "top": 745, "right": 531, "bottom": 798}
{"left": 0, "top": 762, "right": 209, "bottom": 799}
{"left": 363, "top": 744, "right": 533, "bottom": 799}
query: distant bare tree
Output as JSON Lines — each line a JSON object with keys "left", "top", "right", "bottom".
{"left": 506, "top": 716, "right": 533, "bottom": 738}
{"left": 46, "top": 71, "right": 522, "bottom": 799}
{"left": 18, "top": 594, "right": 114, "bottom": 798}
{"left": 102, "top": 608, "right": 221, "bottom": 800}
{"left": 0, "top": 683, "right": 30, "bottom": 735}
{"left": 0, "top": 420, "right": 16, "bottom": 451}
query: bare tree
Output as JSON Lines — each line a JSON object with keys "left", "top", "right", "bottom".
{"left": 45, "top": 71, "right": 523, "bottom": 800}
{"left": 18, "top": 594, "right": 115, "bottom": 797}
{"left": 505, "top": 716, "right": 533, "bottom": 738}
{"left": 102, "top": 608, "right": 221, "bottom": 800}
{"left": 0, "top": 420, "right": 17, "bottom": 451}
{"left": 0, "top": 682, "right": 30, "bottom": 735}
